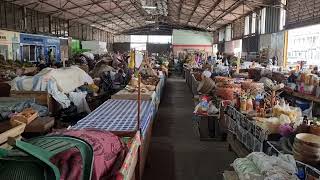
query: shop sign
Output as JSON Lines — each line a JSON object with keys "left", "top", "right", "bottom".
{"left": 22, "top": 37, "right": 44, "bottom": 43}
{"left": 0, "top": 35, "right": 6, "bottom": 41}
{"left": 0, "top": 30, "right": 20, "bottom": 43}
{"left": 20, "top": 33, "right": 45, "bottom": 45}
{"left": 0, "top": 30, "right": 8, "bottom": 42}
{"left": 46, "top": 38, "right": 60, "bottom": 45}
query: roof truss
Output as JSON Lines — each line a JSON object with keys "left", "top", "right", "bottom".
{"left": 6, "top": 0, "right": 275, "bottom": 34}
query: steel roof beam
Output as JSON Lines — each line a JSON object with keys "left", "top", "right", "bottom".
{"left": 112, "top": 0, "right": 143, "bottom": 27}
{"left": 206, "top": 0, "right": 245, "bottom": 28}
{"left": 37, "top": 0, "right": 119, "bottom": 32}
{"left": 129, "top": 0, "right": 148, "bottom": 20}
{"left": 196, "top": 0, "right": 222, "bottom": 27}
{"left": 90, "top": 0, "right": 134, "bottom": 28}
{"left": 46, "top": 0, "right": 117, "bottom": 15}
{"left": 63, "top": 0, "right": 127, "bottom": 30}
{"left": 178, "top": 0, "right": 185, "bottom": 21}
{"left": 185, "top": 0, "right": 201, "bottom": 24}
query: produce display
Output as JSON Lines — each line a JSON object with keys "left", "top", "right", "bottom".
{"left": 216, "top": 83, "right": 241, "bottom": 101}
{"left": 185, "top": 62, "right": 320, "bottom": 178}
{"left": 141, "top": 76, "right": 160, "bottom": 86}
{"left": 287, "top": 70, "right": 320, "bottom": 97}
{"left": 0, "top": 61, "right": 36, "bottom": 81}
{"left": 193, "top": 95, "right": 219, "bottom": 115}
{"left": 124, "top": 76, "right": 159, "bottom": 93}
{"left": 10, "top": 108, "right": 38, "bottom": 126}
{"left": 197, "top": 77, "right": 215, "bottom": 94}
{"left": 241, "top": 81, "right": 264, "bottom": 97}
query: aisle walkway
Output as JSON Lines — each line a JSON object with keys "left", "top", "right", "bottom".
{"left": 143, "top": 76, "right": 236, "bottom": 180}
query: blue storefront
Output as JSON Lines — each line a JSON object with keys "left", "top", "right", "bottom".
{"left": 20, "top": 33, "right": 60, "bottom": 63}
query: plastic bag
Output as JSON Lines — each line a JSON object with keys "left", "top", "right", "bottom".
{"left": 279, "top": 124, "right": 294, "bottom": 137}
{"left": 279, "top": 114, "right": 291, "bottom": 125}
{"left": 208, "top": 101, "right": 219, "bottom": 115}
{"left": 246, "top": 152, "right": 298, "bottom": 179}
{"left": 302, "top": 106, "right": 313, "bottom": 118}
{"left": 272, "top": 102, "right": 301, "bottom": 122}
{"left": 232, "top": 158, "right": 262, "bottom": 180}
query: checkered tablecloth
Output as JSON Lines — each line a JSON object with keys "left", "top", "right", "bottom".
{"left": 72, "top": 99, "right": 154, "bottom": 137}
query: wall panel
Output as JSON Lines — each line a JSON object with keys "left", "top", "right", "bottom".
{"left": 147, "top": 44, "right": 170, "bottom": 54}
{"left": 265, "top": 6, "right": 280, "bottom": 33}
{"left": 172, "top": 29, "right": 212, "bottom": 45}
{"left": 242, "top": 35, "right": 259, "bottom": 53}
{"left": 0, "top": 1, "right": 113, "bottom": 42}
{"left": 113, "top": 42, "right": 130, "bottom": 53}
{"left": 233, "top": 17, "right": 245, "bottom": 39}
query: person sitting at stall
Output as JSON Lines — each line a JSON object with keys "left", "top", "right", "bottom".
{"left": 222, "top": 56, "right": 230, "bottom": 66}
{"left": 37, "top": 59, "right": 47, "bottom": 71}
{"left": 112, "top": 52, "right": 122, "bottom": 68}
{"left": 272, "top": 55, "right": 278, "bottom": 66}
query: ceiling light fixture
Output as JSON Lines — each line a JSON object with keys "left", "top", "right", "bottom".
{"left": 142, "top": 5, "right": 157, "bottom": 9}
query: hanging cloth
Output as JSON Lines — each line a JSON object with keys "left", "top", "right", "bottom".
{"left": 128, "top": 50, "right": 135, "bottom": 69}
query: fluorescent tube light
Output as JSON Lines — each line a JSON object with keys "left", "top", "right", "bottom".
{"left": 142, "top": 6, "right": 157, "bottom": 9}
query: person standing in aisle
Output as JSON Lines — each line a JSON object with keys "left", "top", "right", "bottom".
{"left": 48, "top": 48, "right": 55, "bottom": 67}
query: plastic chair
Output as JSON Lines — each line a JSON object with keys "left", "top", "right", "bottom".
{"left": 0, "top": 135, "right": 94, "bottom": 180}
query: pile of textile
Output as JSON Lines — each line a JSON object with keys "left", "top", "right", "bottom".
{"left": 232, "top": 152, "right": 298, "bottom": 180}
{"left": 50, "top": 129, "right": 127, "bottom": 180}
{"left": 11, "top": 66, "right": 94, "bottom": 113}
{"left": 0, "top": 99, "right": 48, "bottom": 121}
{"left": 91, "top": 60, "right": 115, "bottom": 78}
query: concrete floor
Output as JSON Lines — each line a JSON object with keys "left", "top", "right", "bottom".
{"left": 142, "top": 76, "right": 236, "bottom": 180}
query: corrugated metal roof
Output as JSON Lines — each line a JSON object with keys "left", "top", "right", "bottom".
{"left": 7, "top": 0, "right": 272, "bottom": 33}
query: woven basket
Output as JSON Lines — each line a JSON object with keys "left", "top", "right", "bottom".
{"left": 197, "top": 77, "right": 215, "bottom": 94}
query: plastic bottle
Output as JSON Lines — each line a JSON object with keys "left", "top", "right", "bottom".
{"left": 246, "top": 98, "right": 253, "bottom": 112}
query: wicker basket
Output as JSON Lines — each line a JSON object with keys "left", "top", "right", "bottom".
{"left": 197, "top": 77, "right": 215, "bottom": 94}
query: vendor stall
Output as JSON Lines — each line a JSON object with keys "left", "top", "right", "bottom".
{"left": 111, "top": 75, "right": 166, "bottom": 111}
{"left": 0, "top": 97, "right": 53, "bottom": 144}
{"left": 225, "top": 105, "right": 269, "bottom": 153}
{"left": 0, "top": 30, "right": 20, "bottom": 61}
{"left": 184, "top": 58, "right": 320, "bottom": 176}
{"left": 111, "top": 89, "right": 156, "bottom": 101}
{"left": 223, "top": 151, "right": 320, "bottom": 180}
{"left": 72, "top": 99, "right": 155, "bottom": 178}
{"left": 0, "top": 128, "right": 141, "bottom": 180}
{"left": 20, "top": 33, "right": 60, "bottom": 63}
